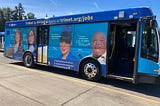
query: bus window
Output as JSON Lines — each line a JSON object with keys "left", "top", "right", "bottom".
{"left": 141, "top": 20, "right": 159, "bottom": 62}
{"left": 126, "top": 31, "right": 136, "bottom": 48}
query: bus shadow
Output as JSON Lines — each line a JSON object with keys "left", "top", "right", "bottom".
{"left": 11, "top": 62, "right": 160, "bottom": 98}
{"left": 99, "top": 78, "right": 160, "bottom": 98}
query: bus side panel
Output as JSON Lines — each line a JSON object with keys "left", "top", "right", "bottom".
{"left": 4, "top": 29, "right": 9, "bottom": 53}
{"left": 5, "top": 28, "right": 17, "bottom": 58}
{"left": 138, "top": 58, "right": 159, "bottom": 75}
{"left": 48, "top": 22, "right": 108, "bottom": 77}
{"left": 4, "top": 27, "right": 37, "bottom": 61}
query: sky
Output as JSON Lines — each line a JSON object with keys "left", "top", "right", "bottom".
{"left": 0, "top": 0, "right": 160, "bottom": 24}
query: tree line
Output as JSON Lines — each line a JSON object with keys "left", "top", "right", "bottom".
{"left": 0, "top": 3, "right": 35, "bottom": 32}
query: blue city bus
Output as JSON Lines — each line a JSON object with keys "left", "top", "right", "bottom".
{"left": 4, "top": 7, "right": 160, "bottom": 84}
{"left": 0, "top": 32, "right": 5, "bottom": 51}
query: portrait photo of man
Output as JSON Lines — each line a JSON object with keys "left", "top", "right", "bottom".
{"left": 89, "top": 32, "right": 107, "bottom": 64}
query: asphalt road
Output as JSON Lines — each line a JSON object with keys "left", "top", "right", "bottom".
{"left": 0, "top": 52, "right": 160, "bottom": 106}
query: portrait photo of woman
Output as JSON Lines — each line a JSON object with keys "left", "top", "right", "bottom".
{"left": 14, "top": 29, "right": 23, "bottom": 54}
{"left": 13, "top": 29, "right": 24, "bottom": 59}
{"left": 28, "top": 28, "right": 36, "bottom": 53}
{"left": 59, "top": 31, "right": 77, "bottom": 60}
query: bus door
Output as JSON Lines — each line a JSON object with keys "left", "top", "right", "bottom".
{"left": 37, "top": 26, "right": 49, "bottom": 64}
{"left": 0, "top": 33, "right": 4, "bottom": 50}
{"left": 137, "top": 19, "right": 160, "bottom": 83}
{"left": 108, "top": 21, "right": 137, "bottom": 82}
{"left": 0, "top": 36, "right": 3, "bottom": 49}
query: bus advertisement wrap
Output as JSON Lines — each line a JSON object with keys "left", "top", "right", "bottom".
{"left": 4, "top": 7, "right": 160, "bottom": 84}
{"left": 48, "top": 22, "right": 108, "bottom": 76}
{"left": 5, "top": 27, "right": 37, "bottom": 60}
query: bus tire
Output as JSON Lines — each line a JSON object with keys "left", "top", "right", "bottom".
{"left": 23, "top": 52, "right": 34, "bottom": 68}
{"left": 80, "top": 59, "right": 101, "bottom": 81}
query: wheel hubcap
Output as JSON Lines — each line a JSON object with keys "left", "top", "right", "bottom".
{"left": 25, "top": 55, "right": 32, "bottom": 67}
{"left": 84, "top": 63, "right": 97, "bottom": 78}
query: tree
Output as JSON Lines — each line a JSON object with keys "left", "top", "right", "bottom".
{"left": 17, "top": 3, "right": 25, "bottom": 20}
{"left": 0, "top": 3, "right": 36, "bottom": 31}
{"left": 3, "top": 7, "right": 12, "bottom": 22}
{"left": 45, "top": 14, "right": 48, "bottom": 19}
{"left": 27, "top": 12, "right": 35, "bottom": 19}
{"left": 23, "top": 15, "right": 27, "bottom": 20}
{"left": 0, "top": 8, "right": 5, "bottom": 32}
{"left": 12, "top": 6, "right": 18, "bottom": 20}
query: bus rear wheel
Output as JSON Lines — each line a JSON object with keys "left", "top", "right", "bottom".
{"left": 80, "top": 59, "right": 101, "bottom": 81}
{"left": 23, "top": 52, "right": 34, "bottom": 68}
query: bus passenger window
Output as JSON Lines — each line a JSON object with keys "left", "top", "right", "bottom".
{"left": 141, "top": 20, "right": 159, "bottom": 62}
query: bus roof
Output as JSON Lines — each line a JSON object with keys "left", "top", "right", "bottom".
{"left": 5, "top": 7, "right": 153, "bottom": 28}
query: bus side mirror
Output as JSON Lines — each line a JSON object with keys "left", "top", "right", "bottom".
{"left": 150, "top": 20, "right": 157, "bottom": 29}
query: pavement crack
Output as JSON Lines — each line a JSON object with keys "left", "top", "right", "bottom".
{"left": 60, "top": 85, "right": 97, "bottom": 106}
{"left": 0, "top": 83, "right": 48, "bottom": 106}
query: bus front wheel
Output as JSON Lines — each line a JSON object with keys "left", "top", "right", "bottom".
{"left": 80, "top": 59, "right": 101, "bottom": 81}
{"left": 23, "top": 52, "right": 34, "bottom": 68}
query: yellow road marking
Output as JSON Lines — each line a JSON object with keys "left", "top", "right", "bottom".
{"left": 1, "top": 62, "right": 160, "bottom": 104}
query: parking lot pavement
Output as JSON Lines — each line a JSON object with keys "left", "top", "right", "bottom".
{"left": 0, "top": 52, "right": 160, "bottom": 106}
{"left": 0, "top": 85, "right": 45, "bottom": 106}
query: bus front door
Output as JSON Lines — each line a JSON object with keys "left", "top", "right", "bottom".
{"left": 137, "top": 19, "right": 160, "bottom": 84}
{"left": 37, "top": 26, "right": 49, "bottom": 64}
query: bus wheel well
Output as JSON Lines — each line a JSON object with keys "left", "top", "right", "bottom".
{"left": 79, "top": 57, "right": 102, "bottom": 81}
{"left": 23, "top": 51, "right": 33, "bottom": 60}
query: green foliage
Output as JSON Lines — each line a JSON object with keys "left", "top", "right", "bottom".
{"left": 0, "top": 9, "right": 5, "bottom": 32}
{"left": 17, "top": 3, "right": 25, "bottom": 20}
{"left": 0, "top": 3, "right": 36, "bottom": 32}
{"left": 27, "top": 12, "right": 35, "bottom": 19}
